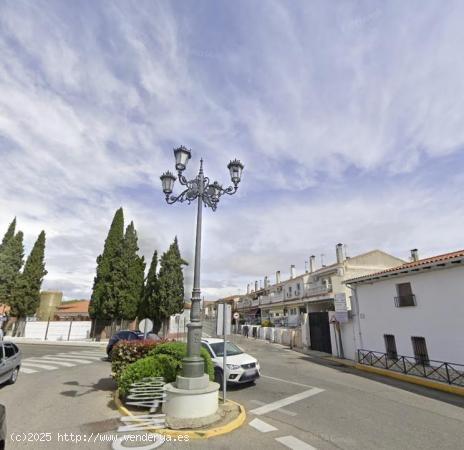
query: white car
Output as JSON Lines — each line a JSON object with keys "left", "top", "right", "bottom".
{"left": 201, "top": 338, "right": 260, "bottom": 387}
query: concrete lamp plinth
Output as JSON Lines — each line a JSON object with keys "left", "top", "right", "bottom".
{"left": 163, "top": 375, "right": 220, "bottom": 420}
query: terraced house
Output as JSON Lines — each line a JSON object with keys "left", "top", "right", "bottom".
{"left": 237, "top": 244, "right": 404, "bottom": 354}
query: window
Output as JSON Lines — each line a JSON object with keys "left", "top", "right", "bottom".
{"left": 384, "top": 334, "right": 398, "bottom": 359}
{"left": 210, "top": 342, "right": 243, "bottom": 357}
{"left": 4, "top": 344, "right": 15, "bottom": 358}
{"left": 201, "top": 343, "right": 213, "bottom": 358}
{"left": 411, "top": 336, "right": 429, "bottom": 365}
{"left": 394, "top": 282, "right": 416, "bottom": 307}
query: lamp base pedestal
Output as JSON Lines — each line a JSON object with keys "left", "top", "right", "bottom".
{"left": 163, "top": 376, "right": 219, "bottom": 420}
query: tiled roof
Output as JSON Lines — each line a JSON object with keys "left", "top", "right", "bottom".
{"left": 346, "top": 250, "right": 464, "bottom": 283}
{"left": 56, "top": 300, "right": 90, "bottom": 314}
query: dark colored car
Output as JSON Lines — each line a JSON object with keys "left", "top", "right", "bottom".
{"left": 0, "top": 404, "right": 5, "bottom": 450}
{"left": 106, "top": 330, "right": 161, "bottom": 359}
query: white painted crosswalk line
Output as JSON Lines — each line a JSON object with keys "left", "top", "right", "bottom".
{"left": 249, "top": 418, "right": 278, "bottom": 433}
{"left": 64, "top": 353, "right": 102, "bottom": 360}
{"left": 20, "top": 367, "right": 38, "bottom": 374}
{"left": 21, "top": 362, "right": 58, "bottom": 371}
{"left": 275, "top": 436, "right": 317, "bottom": 450}
{"left": 46, "top": 355, "right": 93, "bottom": 364}
{"left": 27, "top": 358, "right": 76, "bottom": 367}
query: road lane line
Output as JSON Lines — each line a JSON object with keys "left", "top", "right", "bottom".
{"left": 21, "top": 362, "right": 58, "bottom": 370}
{"left": 45, "top": 355, "right": 92, "bottom": 364}
{"left": 20, "top": 367, "right": 38, "bottom": 374}
{"left": 250, "top": 388, "right": 324, "bottom": 416}
{"left": 23, "top": 357, "right": 75, "bottom": 367}
{"left": 249, "top": 418, "right": 278, "bottom": 433}
{"left": 261, "top": 375, "right": 314, "bottom": 389}
{"left": 275, "top": 436, "right": 317, "bottom": 450}
{"left": 250, "top": 400, "right": 297, "bottom": 417}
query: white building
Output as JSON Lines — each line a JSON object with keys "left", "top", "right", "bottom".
{"left": 346, "top": 249, "right": 464, "bottom": 365}
{"left": 237, "top": 244, "right": 404, "bottom": 354}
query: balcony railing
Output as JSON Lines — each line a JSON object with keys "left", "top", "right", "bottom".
{"left": 358, "top": 349, "right": 464, "bottom": 387}
{"left": 305, "top": 283, "right": 332, "bottom": 296}
{"left": 394, "top": 294, "right": 416, "bottom": 307}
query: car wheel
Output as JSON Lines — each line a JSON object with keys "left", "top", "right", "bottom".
{"left": 214, "top": 369, "right": 224, "bottom": 390}
{"left": 8, "top": 367, "right": 19, "bottom": 384}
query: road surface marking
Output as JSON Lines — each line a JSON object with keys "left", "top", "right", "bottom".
{"left": 73, "top": 352, "right": 106, "bottom": 356}
{"left": 250, "top": 388, "right": 324, "bottom": 415}
{"left": 249, "top": 418, "right": 278, "bottom": 433}
{"left": 20, "top": 367, "right": 38, "bottom": 374}
{"left": 46, "top": 355, "right": 92, "bottom": 364}
{"left": 250, "top": 400, "right": 297, "bottom": 417}
{"left": 261, "top": 375, "right": 315, "bottom": 389}
{"left": 275, "top": 436, "right": 317, "bottom": 450}
{"left": 21, "top": 362, "right": 58, "bottom": 370}
{"left": 24, "top": 358, "right": 76, "bottom": 367}
{"left": 65, "top": 352, "right": 102, "bottom": 359}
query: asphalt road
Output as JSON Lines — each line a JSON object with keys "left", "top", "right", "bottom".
{"left": 1, "top": 339, "right": 464, "bottom": 450}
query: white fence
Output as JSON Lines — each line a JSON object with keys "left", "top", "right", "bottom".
{"left": 24, "top": 321, "right": 92, "bottom": 341}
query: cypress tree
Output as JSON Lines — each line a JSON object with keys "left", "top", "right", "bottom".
{"left": 89, "top": 208, "right": 124, "bottom": 320}
{"left": 11, "top": 231, "right": 47, "bottom": 334}
{"left": 157, "top": 237, "right": 188, "bottom": 334}
{"left": 117, "top": 221, "right": 145, "bottom": 320}
{"left": 0, "top": 228, "right": 24, "bottom": 305}
{"left": 0, "top": 218, "right": 16, "bottom": 252}
{"left": 139, "top": 250, "right": 160, "bottom": 330}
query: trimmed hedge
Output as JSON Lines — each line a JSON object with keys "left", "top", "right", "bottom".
{"left": 111, "top": 339, "right": 167, "bottom": 381}
{"left": 148, "top": 341, "right": 214, "bottom": 381}
{"left": 118, "top": 354, "right": 180, "bottom": 396}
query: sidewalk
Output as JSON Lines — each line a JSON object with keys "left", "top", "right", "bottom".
{"left": 5, "top": 336, "right": 108, "bottom": 347}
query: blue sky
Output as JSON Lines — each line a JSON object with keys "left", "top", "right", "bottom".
{"left": 0, "top": 0, "right": 463, "bottom": 300}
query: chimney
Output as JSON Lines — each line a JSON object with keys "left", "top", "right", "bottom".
{"left": 411, "top": 249, "right": 419, "bottom": 262}
{"left": 247, "top": 284, "right": 250, "bottom": 294}
{"left": 255, "top": 280, "right": 259, "bottom": 291}
{"left": 309, "top": 255, "right": 315, "bottom": 273}
{"left": 276, "top": 270, "right": 281, "bottom": 284}
{"left": 264, "top": 276, "right": 269, "bottom": 288}
{"left": 290, "top": 265, "right": 296, "bottom": 279}
{"left": 336, "top": 243, "right": 344, "bottom": 264}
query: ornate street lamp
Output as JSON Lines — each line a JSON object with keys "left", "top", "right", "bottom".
{"left": 160, "top": 146, "right": 244, "bottom": 388}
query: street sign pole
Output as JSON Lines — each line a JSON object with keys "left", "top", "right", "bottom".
{"left": 223, "top": 300, "right": 227, "bottom": 403}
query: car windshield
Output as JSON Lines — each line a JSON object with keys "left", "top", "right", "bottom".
{"left": 210, "top": 342, "right": 243, "bottom": 357}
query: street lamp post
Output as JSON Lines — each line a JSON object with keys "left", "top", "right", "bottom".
{"left": 160, "top": 146, "right": 244, "bottom": 386}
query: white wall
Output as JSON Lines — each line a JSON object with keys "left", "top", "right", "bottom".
{"left": 353, "top": 265, "right": 464, "bottom": 364}
{"left": 24, "top": 321, "right": 91, "bottom": 341}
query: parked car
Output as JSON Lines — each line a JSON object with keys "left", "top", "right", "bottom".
{"left": 201, "top": 338, "right": 260, "bottom": 387}
{"left": 0, "top": 341, "right": 21, "bottom": 385}
{"left": 106, "top": 330, "right": 161, "bottom": 358}
{"left": 0, "top": 404, "right": 5, "bottom": 450}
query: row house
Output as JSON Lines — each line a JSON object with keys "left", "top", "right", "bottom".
{"left": 237, "top": 244, "right": 404, "bottom": 353}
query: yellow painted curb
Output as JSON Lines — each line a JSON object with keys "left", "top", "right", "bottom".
{"left": 114, "top": 389, "right": 246, "bottom": 439}
{"left": 355, "top": 364, "right": 464, "bottom": 397}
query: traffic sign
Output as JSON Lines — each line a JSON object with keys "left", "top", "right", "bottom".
{"left": 233, "top": 312, "right": 240, "bottom": 320}
{"left": 139, "top": 318, "right": 153, "bottom": 337}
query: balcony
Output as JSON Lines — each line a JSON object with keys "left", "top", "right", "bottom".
{"left": 305, "top": 283, "right": 332, "bottom": 297}
{"left": 260, "top": 293, "right": 284, "bottom": 304}
{"left": 251, "top": 298, "right": 260, "bottom": 307}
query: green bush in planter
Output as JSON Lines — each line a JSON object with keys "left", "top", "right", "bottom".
{"left": 118, "top": 354, "right": 180, "bottom": 396}
{"left": 111, "top": 339, "right": 167, "bottom": 381}
{"left": 148, "top": 341, "right": 214, "bottom": 381}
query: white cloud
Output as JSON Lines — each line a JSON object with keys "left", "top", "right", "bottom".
{"left": 0, "top": 1, "right": 463, "bottom": 300}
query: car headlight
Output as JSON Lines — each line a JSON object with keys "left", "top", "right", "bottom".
{"left": 226, "top": 364, "right": 241, "bottom": 370}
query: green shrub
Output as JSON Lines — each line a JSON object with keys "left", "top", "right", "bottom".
{"left": 118, "top": 354, "right": 180, "bottom": 396}
{"left": 111, "top": 339, "right": 167, "bottom": 381}
{"left": 261, "top": 319, "right": 274, "bottom": 327}
{"left": 148, "top": 341, "right": 214, "bottom": 381}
